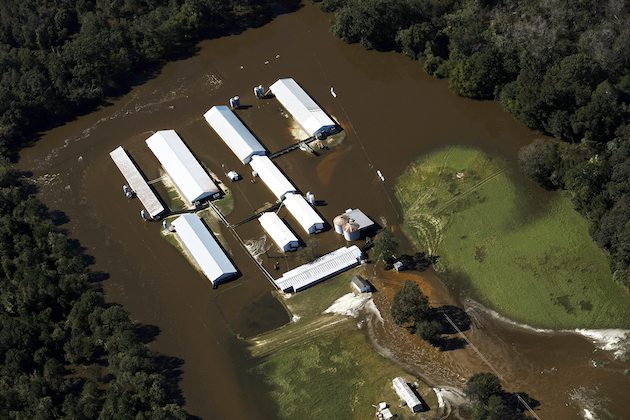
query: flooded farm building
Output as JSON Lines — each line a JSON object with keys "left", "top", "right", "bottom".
{"left": 171, "top": 213, "right": 236, "bottom": 285}
{"left": 270, "top": 78, "right": 337, "bottom": 138}
{"left": 203, "top": 105, "right": 266, "bottom": 164}
{"left": 283, "top": 192, "right": 325, "bottom": 234}
{"left": 258, "top": 212, "right": 299, "bottom": 252}
{"left": 274, "top": 245, "right": 363, "bottom": 293}
{"left": 109, "top": 146, "right": 165, "bottom": 219}
{"left": 334, "top": 208, "right": 375, "bottom": 241}
{"left": 249, "top": 155, "right": 296, "bottom": 200}
{"left": 146, "top": 130, "right": 220, "bottom": 204}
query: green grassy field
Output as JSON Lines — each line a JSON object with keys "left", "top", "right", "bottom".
{"left": 250, "top": 270, "right": 437, "bottom": 419}
{"left": 395, "top": 147, "right": 630, "bottom": 329}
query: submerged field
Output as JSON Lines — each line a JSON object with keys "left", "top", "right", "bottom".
{"left": 250, "top": 270, "right": 437, "bottom": 419}
{"left": 395, "top": 147, "right": 630, "bottom": 329}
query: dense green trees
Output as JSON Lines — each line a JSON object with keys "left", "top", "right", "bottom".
{"left": 465, "top": 373, "right": 527, "bottom": 420}
{"left": 0, "top": 0, "right": 292, "bottom": 159}
{"left": 320, "top": 0, "right": 630, "bottom": 287}
{"left": 391, "top": 281, "right": 429, "bottom": 326}
{"left": 372, "top": 228, "right": 399, "bottom": 263}
{"left": 0, "top": 170, "right": 188, "bottom": 417}
{"left": 0, "top": 0, "right": 296, "bottom": 417}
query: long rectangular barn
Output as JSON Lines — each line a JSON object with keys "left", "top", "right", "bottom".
{"left": 146, "top": 130, "right": 220, "bottom": 204}
{"left": 204, "top": 105, "right": 266, "bottom": 164}
{"left": 249, "top": 155, "right": 296, "bottom": 200}
{"left": 274, "top": 245, "right": 362, "bottom": 293}
{"left": 172, "top": 213, "right": 237, "bottom": 285}
{"left": 283, "top": 192, "right": 325, "bottom": 234}
{"left": 259, "top": 212, "right": 299, "bottom": 252}
{"left": 109, "top": 146, "right": 165, "bottom": 219}
{"left": 269, "top": 78, "right": 337, "bottom": 138}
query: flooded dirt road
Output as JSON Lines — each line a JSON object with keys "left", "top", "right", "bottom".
{"left": 19, "top": 3, "right": 629, "bottom": 419}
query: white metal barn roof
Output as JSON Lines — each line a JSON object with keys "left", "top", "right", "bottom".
{"left": 249, "top": 155, "right": 296, "bottom": 200}
{"left": 203, "top": 106, "right": 266, "bottom": 164}
{"left": 146, "top": 130, "right": 219, "bottom": 204}
{"left": 283, "top": 192, "right": 325, "bottom": 234}
{"left": 171, "top": 213, "right": 237, "bottom": 285}
{"left": 269, "top": 78, "right": 336, "bottom": 137}
{"left": 344, "top": 208, "right": 375, "bottom": 230}
{"left": 274, "top": 245, "right": 362, "bottom": 293}
{"left": 392, "top": 377, "right": 423, "bottom": 413}
{"left": 109, "top": 146, "right": 165, "bottom": 218}
{"left": 258, "top": 212, "right": 299, "bottom": 252}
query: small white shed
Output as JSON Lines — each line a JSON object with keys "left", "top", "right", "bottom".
{"left": 392, "top": 377, "right": 423, "bottom": 413}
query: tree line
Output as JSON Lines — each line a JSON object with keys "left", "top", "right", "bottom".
{"left": 0, "top": 0, "right": 297, "bottom": 417}
{"left": 317, "top": 0, "right": 630, "bottom": 288}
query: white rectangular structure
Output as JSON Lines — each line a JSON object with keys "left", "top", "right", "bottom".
{"left": 259, "top": 212, "right": 299, "bottom": 252}
{"left": 269, "top": 78, "right": 337, "bottom": 138}
{"left": 109, "top": 146, "right": 165, "bottom": 219}
{"left": 274, "top": 245, "right": 362, "bottom": 293}
{"left": 171, "top": 213, "right": 237, "bottom": 285}
{"left": 249, "top": 155, "right": 296, "bottom": 200}
{"left": 146, "top": 130, "right": 219, "bottom": 204}
{"left": 203, "top": 106, "right": 266, "bottom": 164}
{"left": 283, "top": 192, "right": 325, "bottom": 234}
{"left": 392, "top": 377, "right": 423, "bottom": 413}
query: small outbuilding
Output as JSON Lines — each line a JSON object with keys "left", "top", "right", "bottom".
{"left": 333, "top": 208, "right": 375, "bottom": 241}
{"left": 351, "top": 275, "right": 373, "bottom": 293}
{"left": 269, "top": 78, "right": 338, "bottom": 138}
{"left": 203, "top": 105, "right": 266, "bottom": 164}
{"left": 392, "top": 377, "right": 423, "bottom": 413}
{"left": 249, "top": 155, "right": 296, "bottom": 200}
{"left": 283, "top": 192, "right": 325, "bottom": 234}
{"left": 259, "top": 212, "right": 299, "bottom": 252}
{"left": 171, "top": 213, "right": 237, "bottom": 285}
{"left": 146, "top": 130, "right": 220, "bottom": 204}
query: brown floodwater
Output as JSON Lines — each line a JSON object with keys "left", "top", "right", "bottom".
{"left": 18, "top": 3, "right": 629, "bottom": 419}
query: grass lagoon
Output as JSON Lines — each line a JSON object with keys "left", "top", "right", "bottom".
{"left": 250, "top": 270, "right": 437, "bottom": 419}
{"left": 395, "top": 147, "right": 630, "bottom": 329}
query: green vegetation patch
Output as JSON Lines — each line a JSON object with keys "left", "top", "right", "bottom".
{"left": 251, "top": 271, "right": 435, "bottom": 419}
{"left": 395, "top": 147, "right": 630, "bottom": 329}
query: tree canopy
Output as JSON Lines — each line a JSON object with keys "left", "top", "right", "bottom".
{"left": 390, "top": 280, "right": 429, "bottom": 326}
{"left": 320, "top": 0, "right": 630, "bottom": 287}
{"left": 0, "top": 0, "right": 296, "bottom": 417}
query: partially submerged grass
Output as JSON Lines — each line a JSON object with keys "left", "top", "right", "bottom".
{"left": 251, "top": 270, "right": 437, "bottom": 419}
{"left": 395, "top": 147, "right": 630, "bottom": 329}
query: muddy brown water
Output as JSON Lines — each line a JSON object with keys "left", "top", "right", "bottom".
{"left": 18, "top": 3, "right": 629, "bottom": 419}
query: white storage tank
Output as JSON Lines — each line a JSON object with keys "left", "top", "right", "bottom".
{"left": 229, "top": 96, "right": 240, "bottom": 109}
{"left": 306, "top": 191, "right": 315, "bottom": 205}
{"left": 253, "top": 85, "right": 265, "bottom": 98}
{"left": 333, "top": 214, "right": 350, "bottom": 234}
{"left": 343, "top": 221, "right": 361, "bottom": 241}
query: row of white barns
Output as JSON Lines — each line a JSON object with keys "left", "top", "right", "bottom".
{"left": 172, "top": 213, "right": 237, "bottom": 285}
{"left": 203, "top": 105, "right": 266, "bottom": 164}
{"left": 258, "top": 212, "right": 299, "bottom": 252}
{"left": 269, "top": 78, "right": 337, "bottom": 138}
{"left": 146, "top": 130, "right": 220, "bottom": 204}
